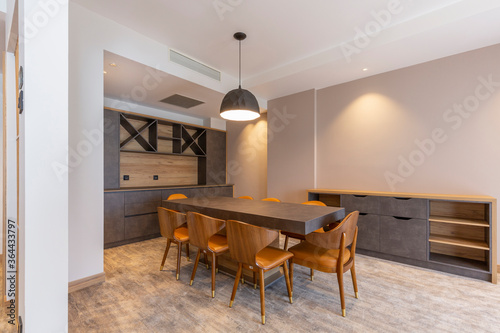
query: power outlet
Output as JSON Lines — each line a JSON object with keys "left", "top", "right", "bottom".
{"left": 123, "top": 175, "right": 129, "bottom": 180}
{"left": 153, "top": 175, "right": 159, "bottom": 180}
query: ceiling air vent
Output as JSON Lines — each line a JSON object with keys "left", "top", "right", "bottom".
{"left": 170, "top": 49, "right": 221, "bottom": 81}
{"left": 159, "top": 94, "right": 204, "bottom": 109}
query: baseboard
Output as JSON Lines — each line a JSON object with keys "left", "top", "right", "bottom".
{"left": 68, "top": 272, "right": 105, "bottom": 293}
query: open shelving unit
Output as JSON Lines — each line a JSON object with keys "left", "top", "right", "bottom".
{"left": 428, "top": 200, "right": 491, "bottom": 274}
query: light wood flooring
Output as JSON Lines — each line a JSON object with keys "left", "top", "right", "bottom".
{"left": 65, "top": 237, "right": 500, "bottom": 332}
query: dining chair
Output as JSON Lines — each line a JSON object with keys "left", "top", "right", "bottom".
{"left": 226, "top": 219, "right": 293, "bottom": 325}
{"left": 167, "top": 193, "right": 188, "bottom": 200}
{"left": 186, "top": 212, "right": 229, "bottom": 298}
{"left": 157, "top": 207, "right": 190, "bottom": 280}
{"left": 238, "top": 195, "right": 254, "bottom": 200}
{"left": 288, "top": 211, "right": 359, "bottom": 317}
{"left": 261, "top": 198, "right": 281, "bottom": 202}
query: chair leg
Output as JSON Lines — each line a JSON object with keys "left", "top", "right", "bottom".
{"left": 259, "top": 268, "right": 266, "bottom": 324}
{"left": 211, "top": 252, "right": 216, "bottom": 298}
{"left": 253, "top": 271, "right": 257, "bottom": 289}
{"left": 337, "top": 270, "right": 346, "bottom": 317}
{"left": 283, "top": 235, "right": 289, "bottom": 250}
{"left": 282, "top": 261, "right": 293, "bottom": 304}
{"left": 216, "top": 256, "right": 219, "bottom": 274}
{"left": 176, "top": 242, "right": 182, "bottom": 280}
{"left": 160, "top": 239, "right": 171, "bottom": 271}
{"left": 351, "top": 262, "right": 359, "bottom": 299}
{"left": 310, "top": 268, "right": 314, "bottom": 281}
{"left": 186, "top": 243, "right": 190, "bottom": 261}
{"left": 289, "top": 259, "right": 294, "bottom": 295}
{"left": 204, "top": 252, "right": 209, "bottom": 269}
{"left": 190, "top": 249, "right": 201, "bottom": 286}
{"left": 229, "top": 263, "right": 242, "bottom": 308}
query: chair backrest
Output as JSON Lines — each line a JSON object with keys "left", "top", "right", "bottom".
{"left": 262, "top": 198, "right": 281, "bottom": 202}
{"left": 157, "top": 207, "right": 187, "bottom": 239}
{"left": 305, "top": 211, "right": 359, "bottom": 250}
{"left": 238, "top": 196, "right": 254, "bottom": 200}
{"left": 226, "top": 220, "right": 278, "bottom": 266}
{"left": 187, "top": 212, "right": 226, "bottom": 250}
{"left": 301, "top": 200, "right": 327, "bottom": 206}
{"left": 167, "top": 193, "right": 188, "bottom": 200}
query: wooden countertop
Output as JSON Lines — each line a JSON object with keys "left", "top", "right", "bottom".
{"left": 105, "top": 184, "right": 234, "bottom": 193}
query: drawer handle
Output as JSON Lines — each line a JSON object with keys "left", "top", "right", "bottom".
{"left": 359, "top": 213, "right": 368, "bottom": 216}
{"left": 353, "top": 195, "right": 367, "bottom": 198}
{"left": 393, "top": 216, "right": 411, "bottom": 220}
{"left": 394, "top": 197, "right": 411, "bottom": 200}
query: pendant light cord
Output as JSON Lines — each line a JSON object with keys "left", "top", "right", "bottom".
{"left": 238, "top": 39, "right": 242, "bottom": 89}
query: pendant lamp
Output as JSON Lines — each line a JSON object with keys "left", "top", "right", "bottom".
{"left": 220, "top": 32, "right": 260, "bottom": 121}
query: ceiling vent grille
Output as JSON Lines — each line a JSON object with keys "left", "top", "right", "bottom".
{"left": 159, "top": 94, "right": 204, "bottom": 109}
{"left": 170, "top": 49, "right": 221, "bottom": 81}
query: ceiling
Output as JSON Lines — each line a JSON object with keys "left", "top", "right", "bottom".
{"left": 85, "top": 0, "right": 500, "bottom": 118}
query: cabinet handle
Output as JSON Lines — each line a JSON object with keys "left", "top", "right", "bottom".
{"left": 393, "top": 216, "right": 411, "bottom": 220}
{"left": 359, "top": 213, "right": 368, "bottom": 216}
{"left": 353, "top": 195, "right": 367, "bottom": 198}
{"left": 394, "top": 197, "right": 411, "bottom": 200}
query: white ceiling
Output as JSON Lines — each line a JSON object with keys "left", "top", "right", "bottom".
{"left": 81, "top": 0, "right": 500, "bottom": 118}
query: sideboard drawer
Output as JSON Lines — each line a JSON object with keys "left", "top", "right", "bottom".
{"left": 356, "top": 213, "right": 380, "bottom": 252}
{"left": 342, "top": 194, "right": 380, "bottom": 214}
{"left": 379, "top": 216, "right": 427, "bottom": 261}
{"left": 125, "top": 201, "right": 161, "bottom": 216}
{"left": 379, "top": 197, "right": 428, "bottom": 219}
{"left": 124, "top": 214, "right": 160, "bottom": 239}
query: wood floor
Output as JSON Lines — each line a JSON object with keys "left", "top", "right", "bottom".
{"left": 65, "top": 237, "right": 500, "bottom": 332}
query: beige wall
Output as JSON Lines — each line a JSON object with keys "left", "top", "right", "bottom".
{"left": 226, "top": 114, "right": 268, "bottom": 200}
{"left": 267, "top": 89, "right": 316, "bottom": 203}
{"left": 316, "top": 44, "right": 500, "bottom": 258}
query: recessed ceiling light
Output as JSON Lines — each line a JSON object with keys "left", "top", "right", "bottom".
{"left": 362, "top": 68, "right": 368, "bottom": 71}
{"left": 109, "top": 63, "right": 117, "bottom": 67}
{"left": 103, "top": 70, "right": 107, "bottom": 74}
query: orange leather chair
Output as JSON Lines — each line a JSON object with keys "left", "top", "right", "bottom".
{"left": 226, "top": 219, "right": 293, "bottom": 324}
{"left": 157, "top": 207, "right": 190, "bottom": 280}
{"left": 186, "top": 212, "right": 229, "bottom": 298}
{"left": 288, "top": 211, "right": 359, "bottom": 317}
{"left": 167, "top": 193, "right": 188, "bottom": 200}
{"left": 261, "top": 198, "right": 281, "bottom": 202}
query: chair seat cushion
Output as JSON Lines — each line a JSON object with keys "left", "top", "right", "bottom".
{"left": 256, "top": 247, "right": 293, "bottom": 270}
{"left": 288, "top": 241, "right": 350, "bottom": 270}
{"left": 174, "top": 227, "right": 189, "bottom": 242}
{"left": 208, "top": 234, "right": 229, "bottom": 253}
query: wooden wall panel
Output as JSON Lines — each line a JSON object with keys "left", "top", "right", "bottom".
{"left": 120, "top": 152, "right": 197, "bottom": 188}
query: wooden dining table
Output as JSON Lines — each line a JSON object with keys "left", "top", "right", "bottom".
{"left": 161, "top": 196, "right": 345, "bottom": 234}
{"left": 162, "top": 196, "right": 345, "bottom": 287}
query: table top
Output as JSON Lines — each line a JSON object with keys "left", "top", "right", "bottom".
{"left": 162, "top": 196, "right": 345, "bottom": 234}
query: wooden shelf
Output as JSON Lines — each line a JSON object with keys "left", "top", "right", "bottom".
{"left": 120, "top": 149, "right": 206, "bottom": 157}
{"left": 158, "top": 136, "right": 181, "bottom": 141}
{"left": 429, "top": 215, "right": 489, "bottom": 227}
{"left": 429, "top": 235, "right": 489, "bottom": 250}
{"left": 429, "top": 253, "right": 489, "bottom": 272}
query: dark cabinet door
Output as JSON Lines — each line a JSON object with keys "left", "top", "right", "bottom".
{"left": 124, "top": 214, "right": 160, "bottom": 239}
{"left": 379, "top": 197, "right": 428, "bottom": 219}
{"left": 104, "top": 192, "right": 124, "bottom": 244}
{"left": 356, "top": 214, "right": 380, "bottom": 252}
{"left": 379, "top": 216, "right": 427, "bottom": 261}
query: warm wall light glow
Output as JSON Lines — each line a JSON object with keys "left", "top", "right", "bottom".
{"left": 103, "top": 70, "right": 107, "bottom": 74}
{"left": 220, "top": 109, "right": 260, "bottom": 121}
{"left": 362, "top": 68, "right": 368, "bottom": 71}
{"left": 109, "top": 63, "right": 117, "bottom": 67}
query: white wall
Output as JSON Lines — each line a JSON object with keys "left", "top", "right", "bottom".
{"left": 69, "top": 3, "right": 237, "bottom": 282}
{"left": 226, "top": 114, "right": 267, "bottom": 200}
{"left": 267, "top": 89, "right": 316, "bottom": 203}
{"left": 19, "top": 0, "right": 69, "bottom": 331}
{"left": 316, "top": 44, "right": 500, "bottom": 259}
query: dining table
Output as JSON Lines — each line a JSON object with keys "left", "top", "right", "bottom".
{"left": 162, "top": 196, "right": 345, "bottom": 287}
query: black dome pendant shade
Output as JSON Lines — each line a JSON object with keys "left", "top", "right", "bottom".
{"left": 220, "top": 32, "right": 260, "bottom": 121}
